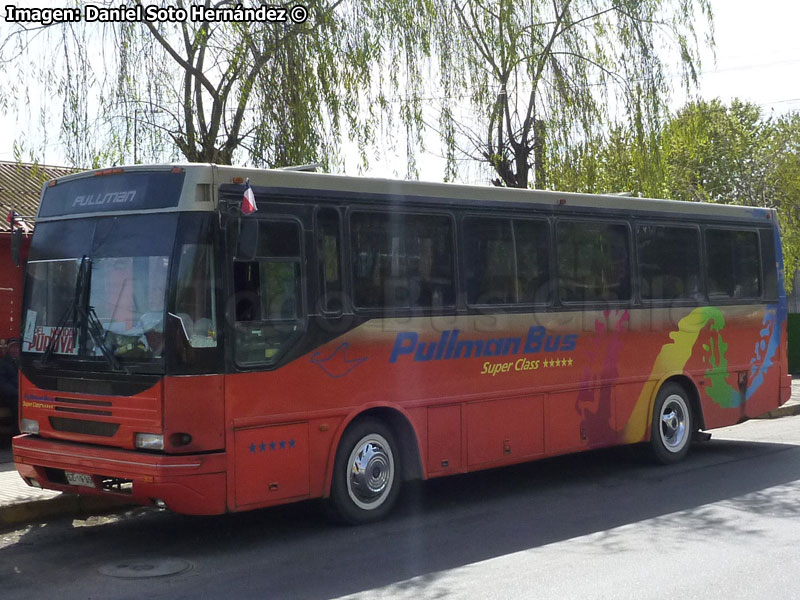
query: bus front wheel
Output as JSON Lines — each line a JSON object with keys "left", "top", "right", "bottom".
{"left": 650, "top": 383, "right": 693, "bottom": 464}
{"left": 329, "top": 418, "right": 401, "bottom": 524}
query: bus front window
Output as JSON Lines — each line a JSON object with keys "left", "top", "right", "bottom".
{"left": 91, "top": 255, "right": 170, "bottom": 359}
{"left": 21, "top": 214, "right": 178, "bottom": 369}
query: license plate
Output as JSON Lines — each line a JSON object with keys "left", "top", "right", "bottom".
{"left": 65, "top": 471, "right": 95, "bottom": 488}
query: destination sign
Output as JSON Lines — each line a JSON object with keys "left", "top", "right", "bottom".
{"left": 39, "top": 171, "right": 185, "bottom": 217}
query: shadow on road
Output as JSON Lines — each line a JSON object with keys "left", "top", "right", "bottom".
{"left": 2, "top": 437, "right": 800, "bottom": 599}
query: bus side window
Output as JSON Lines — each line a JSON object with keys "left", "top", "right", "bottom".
{"left": 317, "top": 208, "right": 343, "bottom": 314}
{"left": 350, "top": 212, "right": 455, "bottom": 311}
{"left": 463, "top": 218, "right": 515, "bottom": 305}
{"left": 557, "top": 221, "right": 631, "bottom": 303}
{"left": 232, "top": 220, "right": 304, "bottom": 366}
{"left": 706, "top": 229, "right": 761, "bottom": 299}
{"left": 637, "top": 225, "right": 702, "bottom": 301}
{"left": 463, "top": 217, "right": 550, "bottom": 306}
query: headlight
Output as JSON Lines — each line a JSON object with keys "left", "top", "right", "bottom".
{"left": 135, "top": 433, "right": 164, "bottom": 450}
{"left": 20, "top": 418, "right": 39, "bottom": 434}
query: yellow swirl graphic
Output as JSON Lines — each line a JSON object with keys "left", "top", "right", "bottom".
{"left": 623, "top": 307, "right": 726, "bottom": 442}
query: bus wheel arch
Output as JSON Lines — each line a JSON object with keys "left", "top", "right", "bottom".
{"left": 326, "top": 407, "right": 423, "bottom": 524}
{"left": 656, "top": 375, "right": 705, "bottom": 431}
{"left": 648, "top": 376, "right": 702, "bottom": 464}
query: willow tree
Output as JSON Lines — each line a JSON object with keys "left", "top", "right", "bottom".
{"left": 0, "top": 1, "right": 712, "bottom": 179}
{"left": 0, "top": 0, "right": 430, "bottom": 169}
{"left": 429, "top": 0, "right": 714, "bottom": 188}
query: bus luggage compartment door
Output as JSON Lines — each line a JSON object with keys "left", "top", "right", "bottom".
{"left": 466, "top": 395, "right": 544, "bottom": 466}
{"left": 234, "top": 423, "right": 310, "bottom": 507}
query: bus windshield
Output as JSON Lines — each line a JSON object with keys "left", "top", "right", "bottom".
{"left": 21, "top": 214, "right": 178, "bottom": 368}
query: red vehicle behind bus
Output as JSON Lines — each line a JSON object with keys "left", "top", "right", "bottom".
{"left": 12, "top": 164, "right": 792, "bottom": 523}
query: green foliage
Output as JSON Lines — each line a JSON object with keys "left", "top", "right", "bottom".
{"left": 662, "top": 99, "right": 770, "bottom": 204}
{"left": 547, "top": 125, "right": 664, "bottom": 197}
{"left": 662, "top": 102, "right": 800, "bottom": 290}
{"left": 0, "top": 0, "right": 432, "bottom": 170}
{"left": 547, "top": 98, "right": 800, "bottom": 292}
{"left": 769, "top": 113, "right": 800, "bottom": 291}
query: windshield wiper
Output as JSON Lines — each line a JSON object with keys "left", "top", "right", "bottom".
{"left": 40, "top": 256, "right": 127, "bottom": 373}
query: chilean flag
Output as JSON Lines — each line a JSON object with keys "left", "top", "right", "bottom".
{"left": 242, "top": 179, "right": 257, "bottom": 214}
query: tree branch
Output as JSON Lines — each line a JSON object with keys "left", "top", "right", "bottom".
{"left": 134, "top": 0, "right": 219, "bottom": 101}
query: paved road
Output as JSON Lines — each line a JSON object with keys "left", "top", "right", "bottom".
{"left": 2, "top": 416, "right": 800, "bottom": 600}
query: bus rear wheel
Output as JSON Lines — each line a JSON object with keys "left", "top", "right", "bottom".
{"left": 650, "top": 383, "right": 693, "bottom": 464}
{"left": 329, "top": 418, "right": 401, "bottom": 524}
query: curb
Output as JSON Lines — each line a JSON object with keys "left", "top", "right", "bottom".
{"left": 755, "top": 402, "right": 800, "bottom": 420}
{"left": 0, "top": 493, "right": 131, "bottom": 531}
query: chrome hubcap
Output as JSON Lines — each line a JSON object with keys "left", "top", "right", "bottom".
{"left": 346, "top": 434, "right": 394, "bottom": 510}
{"left": 660, "top": 394, "right": 689, "bottom": 452}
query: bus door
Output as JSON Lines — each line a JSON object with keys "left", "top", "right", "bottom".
{"left": 223, "top": 205, "right": 313, "bottom": 508}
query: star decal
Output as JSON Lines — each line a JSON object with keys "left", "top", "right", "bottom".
{"left": 540, "top": 356, "right": 575, "bottom": 368}
{"left": 249, "top": 439, "right": 299, "bottom": 454}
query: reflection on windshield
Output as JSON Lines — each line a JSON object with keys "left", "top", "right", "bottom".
{"left": 23, "top": 256, "right": 170, "bottom": 360}
{"left": 21, "top": 214, "right": 177, "bottom": 366}
{"left": 22, "top": 259, "right": 80, "bottom": 355}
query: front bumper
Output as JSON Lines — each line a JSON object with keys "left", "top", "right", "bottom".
{"left": 12, "top": 434, "right": 227, "bottom": 515}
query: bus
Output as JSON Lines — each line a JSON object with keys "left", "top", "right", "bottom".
{"left": 12, "top": 164, "right": 792, "bottom": 523}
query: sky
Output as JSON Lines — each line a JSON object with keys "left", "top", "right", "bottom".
{"left": 1, "top": 0, "right": 799, "bottom": 180}
{"left": 696, "top": 0, "right": 800, "bottom": 114}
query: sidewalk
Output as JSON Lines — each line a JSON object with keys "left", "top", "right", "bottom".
{"left": 0, "top": 447, "right": 128, "bottom": 530}
{"left": 755, "top": 377, "right": 800, "bottom": 419}
{"left": 1, "top": 379, "right": 799, "bottom": 531}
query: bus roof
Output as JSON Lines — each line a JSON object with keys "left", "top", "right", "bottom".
{"left": 44, "top": 163, "right": 774, "bottom": 223}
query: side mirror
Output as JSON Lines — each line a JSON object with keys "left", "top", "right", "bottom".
{"left": 236, "top": 218, "right": 259, "bottom": 260}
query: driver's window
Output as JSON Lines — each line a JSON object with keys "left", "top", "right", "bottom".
{"left": 233, "top": 219, "right": 303, "bottom": 366}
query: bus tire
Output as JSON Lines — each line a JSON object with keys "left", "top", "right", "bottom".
{"left": 329, "top": 418, "right": 401, "bottom": 524}
{"left": 650, "top": 382, "right": 693, "bottom": 464}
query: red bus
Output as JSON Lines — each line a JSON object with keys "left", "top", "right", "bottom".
{"left": 12, "top": 164, "right": 792, "bottom": 523}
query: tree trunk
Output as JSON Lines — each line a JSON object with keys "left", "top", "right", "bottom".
{"left": 533, "top": 118, "right": 546, "bottom": 190}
